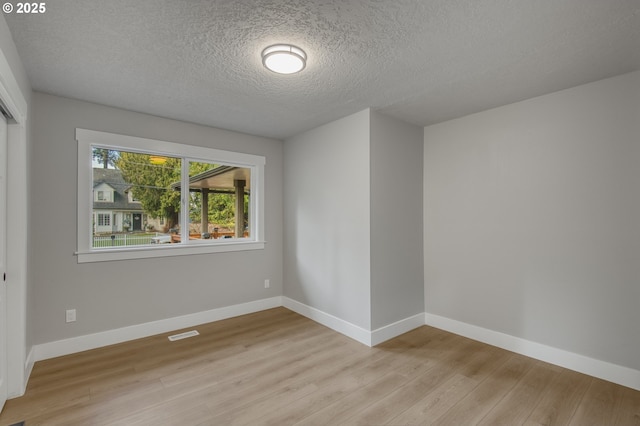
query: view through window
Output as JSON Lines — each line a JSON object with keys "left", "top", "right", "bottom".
{"left": 77, "top": 128, "right": 265, "bottom": 263}
{"left": 90, "top": 148, "right": 252, "bottom": 249}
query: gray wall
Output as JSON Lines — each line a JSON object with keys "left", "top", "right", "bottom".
{"left": 31, "top": 92, "right": 283, "bottom": 344}
{"left": 284, "top": 109, "right": 425, "bottom": 331}
{"left": 0, "top": 15, "right": 30, "bottom": 100}
{"left": 370, "top": 111, "right": 424, "bottom": 329}
{"left": 284, "top": 109, "right": 372, "bottom": 330}
{"left": 423, "top": 71, "right": 640, "bottom": 370}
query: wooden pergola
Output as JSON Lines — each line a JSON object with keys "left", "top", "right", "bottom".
{"left": 172, "top": 165, "right": 250, "bottom": 238}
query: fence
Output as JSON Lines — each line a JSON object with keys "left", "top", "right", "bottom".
{"left": 93, "top": 233, "right": 160, "bottom": 248}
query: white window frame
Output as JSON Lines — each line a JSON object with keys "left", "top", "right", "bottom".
{"left": 76, "top": 128, "right": 266, "bottom": 263}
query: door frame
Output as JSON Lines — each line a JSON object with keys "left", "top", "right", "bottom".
{"left": 0, "top": 41, "right": 30, "bottom": 400}
{"left": 0, "top": 110, "right": 7, "bottom": 411}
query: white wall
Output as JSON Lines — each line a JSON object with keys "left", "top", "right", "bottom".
{"left": 284, "top": 109, "right": 372, "bottom": 330}
{"left": 424, "top": 71, "right": 640, "bottom": 371}
{"left": 370, "top": 111, "right": 424, "bottom": 329}
{"left": 0, "top": 13, "right": 32, "bottom": 397}
{"left": 31, "top": 92, "right": 283, "bottom": 344}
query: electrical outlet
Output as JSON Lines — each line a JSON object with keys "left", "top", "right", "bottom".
{"left": 66, "top": 309, "right": 76, "bottom": 323}
{"left": 264, "top": 279, "right": 270, "bottom": 289}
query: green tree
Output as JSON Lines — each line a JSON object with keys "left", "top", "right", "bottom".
{"left": 116, "top": 153, "right": 181, "bottom": 229}
{"left": 207, "top": 193, "right": 248, "bottom": 229}
{"left": 115, "top": 153, "right": 243, "bottom": 232}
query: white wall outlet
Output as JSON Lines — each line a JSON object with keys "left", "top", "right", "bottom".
{"left": 264, "top": 279, "right": 270, "bottom": 289}
{"left": 66, "top": 309, "right": 76, "bottom": 323}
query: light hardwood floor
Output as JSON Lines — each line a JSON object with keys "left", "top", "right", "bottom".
{"left": 1, "top": 307, "right": 639, "bottom": 425}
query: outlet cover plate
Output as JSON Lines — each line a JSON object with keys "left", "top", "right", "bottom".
{"left": 66, "top": 309, "right": 76, "bottom": 323}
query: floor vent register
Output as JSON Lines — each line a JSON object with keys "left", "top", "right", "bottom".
{"left": 168, "top": 330, "right": 200, "bottom": 341}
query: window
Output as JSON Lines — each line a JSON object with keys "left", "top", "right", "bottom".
{"left": 76, "top": 129, "right": 265, "bottom": 263}
{"left": 97, "top": 213, "right": 110, "bottom": 227}
{"left": 94, "top": 188, "right": 111, "bottom": 202}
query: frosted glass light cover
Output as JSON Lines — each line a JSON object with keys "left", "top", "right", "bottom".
{"left": 262, "top": 44, "right": 306, "bottom": 74}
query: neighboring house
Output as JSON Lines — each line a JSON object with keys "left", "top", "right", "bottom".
{"left": 93, "top": 168, "right": 151, "bottom": 234}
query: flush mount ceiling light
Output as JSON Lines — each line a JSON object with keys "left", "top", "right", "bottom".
{"left": 262, "top": 44, "right": 307, "bottom": 74}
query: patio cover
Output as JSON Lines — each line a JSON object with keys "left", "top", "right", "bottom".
{"left": 172, "top": 165, "right": 250, "bottom": 238}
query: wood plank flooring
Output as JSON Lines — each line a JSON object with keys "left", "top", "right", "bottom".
{"left": 1, "top": 307, "right": 639, "bottom": 425}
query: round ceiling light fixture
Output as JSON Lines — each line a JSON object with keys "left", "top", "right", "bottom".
{"left": 262, "top": 44, "right": 307, "bottom": 74}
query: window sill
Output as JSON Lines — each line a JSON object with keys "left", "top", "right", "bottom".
{"left": 76, "top": 240, "right": 266, "bottom": 263}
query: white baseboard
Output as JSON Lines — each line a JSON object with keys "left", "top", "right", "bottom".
{"left": 7, "top": 346, "right": 34, "bottom": 399}
{"left": 283, "top": 297, "right": 373, "bottom": 346}
{"left": 282, "top": 297, "right": 424, "bottom": 347}
{"left": 23, "top": 346, "right": 34, "bottom": 393}
{"left": 424, "top": 312, "right": 640, "bottom": 391}
{"left": 371, "top": 313, "right": 425, "bottom": 346}
{"left": 32, "top": 296, "right": 283, "bottom": 362}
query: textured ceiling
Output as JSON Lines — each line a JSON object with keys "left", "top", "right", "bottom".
{"left": 5, "top": 0, "right": 640, "bottom": 139}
